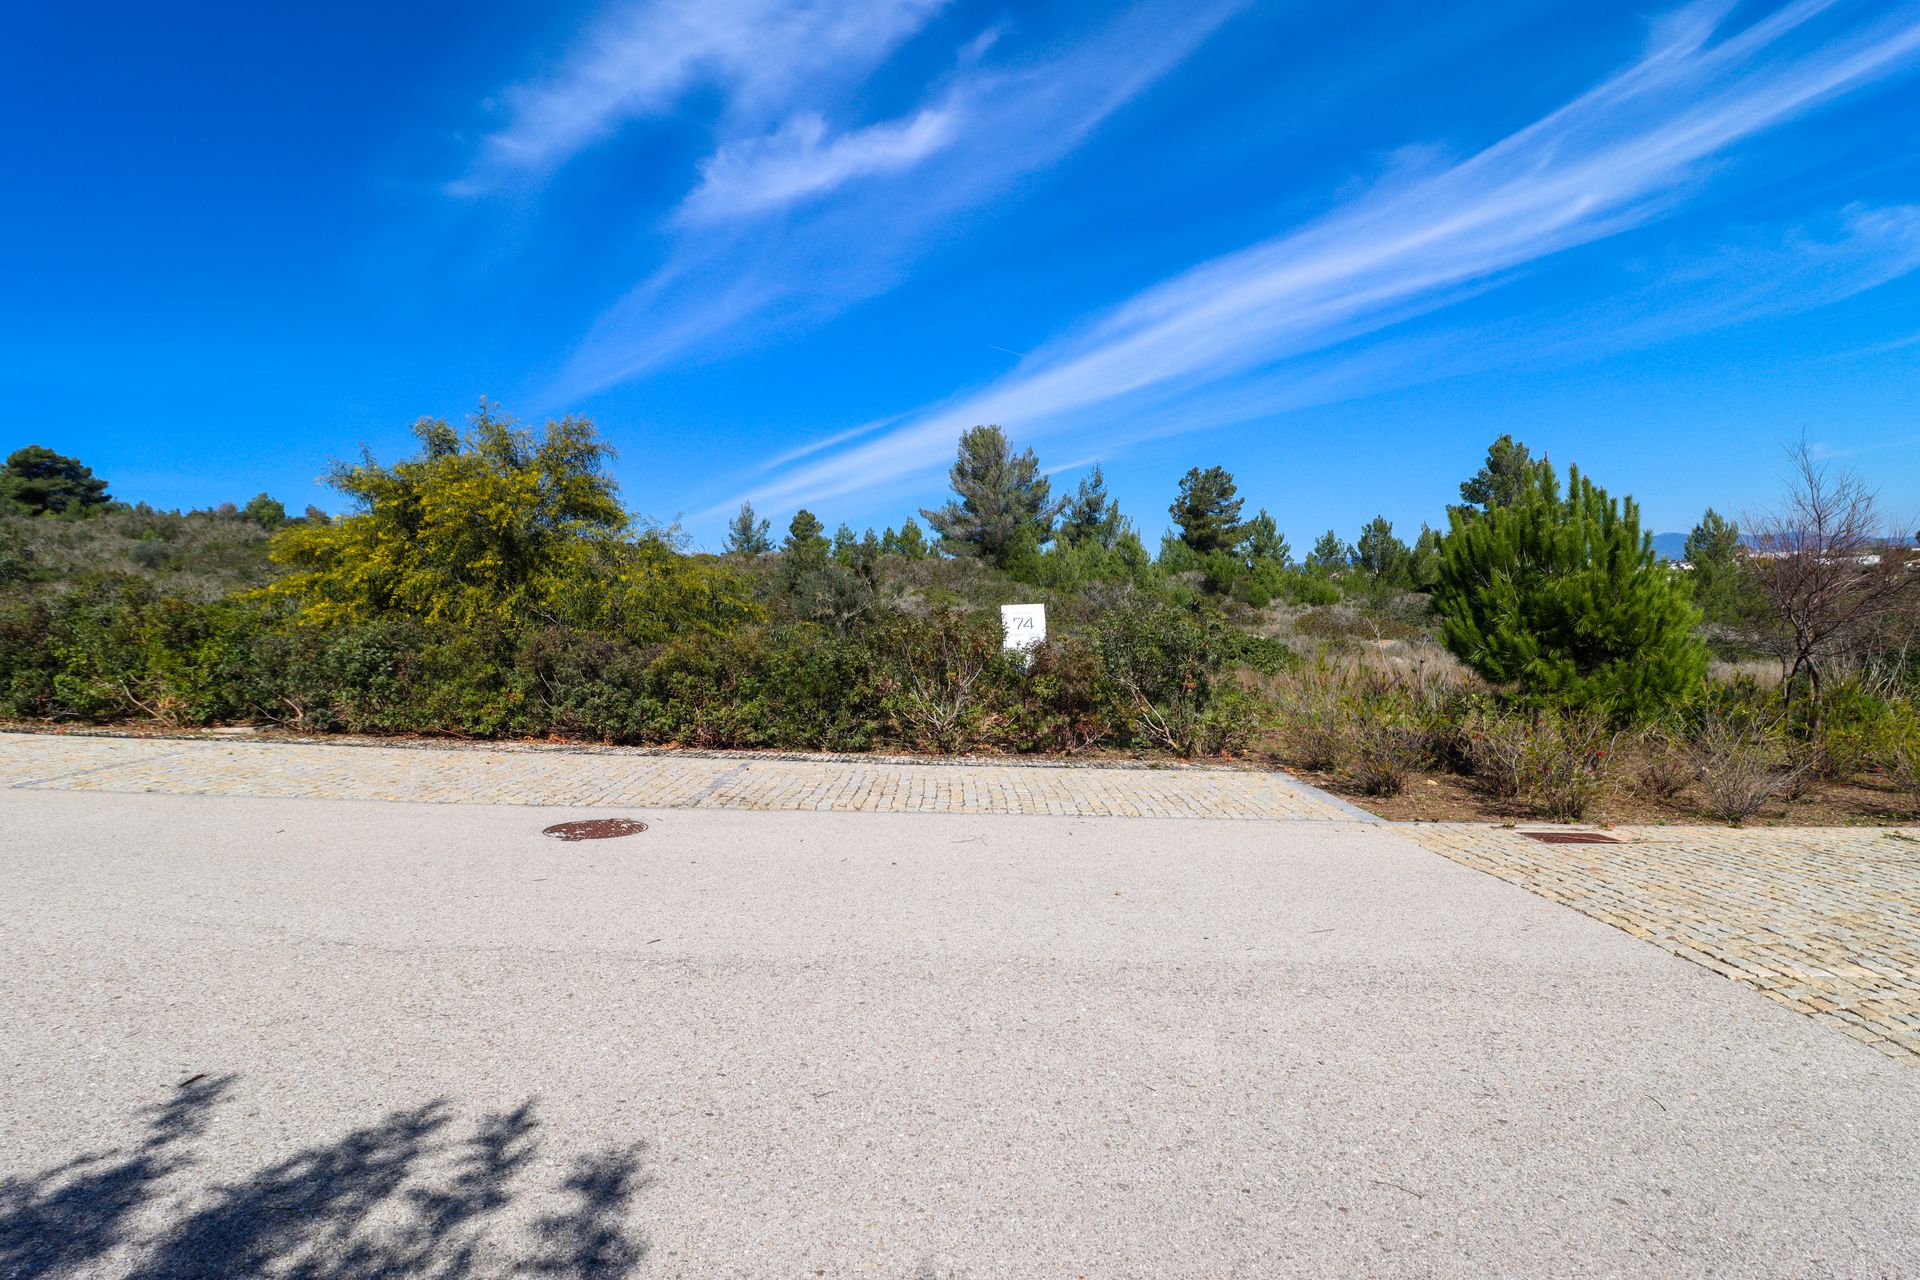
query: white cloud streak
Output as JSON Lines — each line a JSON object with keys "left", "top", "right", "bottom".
{"left": 679, "top": 106, "right": 961, "bottom": 224}
{"left": 724, "top": 0, "right": 1920, "bottom": 520}
{"left": 455, "top": 0, "right": 950, "bottom": 189}
{"left": 545, "top": 0, "right": 1250, "bottom": 400}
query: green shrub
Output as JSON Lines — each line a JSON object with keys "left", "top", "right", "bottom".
{"left": 1517, "top": 709, "right": 1620, "bottom": 822}
{"left": 1434, "top": 462, "right": 1705, "bottom": 719}
{"left": 1344, "top": 715, "right": 1425, "bottom": 796}
{"left": 1005, "top": 634, "right": 1123, "bottom": 753}
{"left": 1093, "top": 594, "right": 1268, "bottom": 756}
{"left": 867, "top": 609, "right": 1012, "bottom": 752}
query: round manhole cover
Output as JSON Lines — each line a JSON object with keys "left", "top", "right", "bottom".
{"left": 542, "top": 818, "right": 649, "bottom": 842}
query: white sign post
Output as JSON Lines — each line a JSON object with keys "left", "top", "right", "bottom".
{"left": 999, "top": 603, "right": 1046, "bottom": 669}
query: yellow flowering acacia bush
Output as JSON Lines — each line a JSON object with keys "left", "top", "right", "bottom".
{"left": 261, "top": 406, "right": 757, "bottom": 641}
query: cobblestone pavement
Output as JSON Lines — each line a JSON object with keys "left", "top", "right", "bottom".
{"left": 1402, "top": 823, "right": 1920, "bottom": 1065}
{"left": 0, "top": 731, "right": 1365, "bottom": 821}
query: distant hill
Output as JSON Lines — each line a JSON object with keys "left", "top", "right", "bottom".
{"left": 1650, "top": 532, "right": 1689, "bottom": 561}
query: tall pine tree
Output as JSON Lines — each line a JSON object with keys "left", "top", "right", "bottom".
{"left": 920, "top": 425, "right": 1064, "bottom": 566}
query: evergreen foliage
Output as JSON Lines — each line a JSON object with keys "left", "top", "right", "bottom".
{"left": 1353, "top": 515, "right": 1410, "bottom": 583}
{"left": 1305, "top": 530, "right": 1352, "bottom": 574}
{"left": 724, "top": 501, "right": 772, "bottom": 556}
{"left": 1408, "top": 524, "right": 1442, "bottom": 589}
{"left": 243, "top": 493, "right": 287, "bottom": 528}
{"left": 881, "top": 519, "right": 930, "bottom": 559}
{"left": 1241, "top": 508, "right": 1290, "bottom": 567}
{"left": 1168, "top": 466, "right": 1245, "bottom": 555}
{"left": 1434, "top": 462, "right": 1705, "bottom": 717}
{"left": 919, "top": 425, "right": 1064, "bottom": 566}
{"left": 1060, "top": 465, "right": 1130, "bottom": 549}
{"left": 1453, "top": 434, "right": 1551, "bottom": 518}
{"left": 782, "top": 510, "right": 829, "bottom": 566}
{"left": 1, "top": 445, "right": 113, "bottom": 516}
{"left": 1684, "top": 508, "right": 1748, "bottom": 627}
{"left": 831, "top": 523, "right": 857, "bottom": 563}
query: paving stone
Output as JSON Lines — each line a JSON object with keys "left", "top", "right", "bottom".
{"left": 1400, "top": 822, "right": 1920, "bottom": 1066}
{"left": 0, "top": 732, "right": 1360, "bottom": 823}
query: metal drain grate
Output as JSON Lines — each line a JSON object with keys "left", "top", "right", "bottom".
{"left": 1521, "top": 831, "right": 1619, "bottom": 844}
{"left": 542, "top": 818, "right": 649, "bottom": 841}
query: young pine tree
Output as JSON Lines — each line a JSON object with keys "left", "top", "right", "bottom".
{"left": 1433, "top": 462, "right": 1705, "bottom": 718}
{"left": 1683, "top": 508, "right": 1746, "bottom": 627}
{"left": 1060, "top": 464, "right": 1129, "bottom": 549}
{"left": 831, "top": 523, "right": 857, "bottom": 564}
{"left": 1408, "top": 524, "right": 1442, "bottom": 590}
{"left": 1305, "top": 530, "right": 1352, "bottom": 575}
{"left": 1242, "top": 508, "right": 1290, "bottom": 567}
{"left": 724, "top": 501, "right": 773, "bottom": 556}
{"left": 894, "top": 517, "right": 929, "bottom": 560}
{"left": 1353, "top": 515, "right": 1411, "bottom": 584}
{"left": 1169, "top": 466, "right": 1245, "bottom": 555}
{"left": 783, "top": 509, "right": 830, "bottom": 569}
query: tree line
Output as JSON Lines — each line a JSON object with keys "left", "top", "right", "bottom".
{"left": 1, "top": 411, "right": 1914, "bottom": 809}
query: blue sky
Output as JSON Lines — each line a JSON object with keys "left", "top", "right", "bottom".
{"left": 4, "top": 0, "right": 1918, "bottom": 549}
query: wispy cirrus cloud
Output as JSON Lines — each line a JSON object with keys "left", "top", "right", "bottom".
{"left": 454, "top": 0, "right": 950, "bottom": 191}
{"left": 541, "top": 0, "right": 1251, "bottom": 401}
{"left": 678, "top": 105, "right": 961, "bottom": 225}
{"left": 719, "top": 0, "right": 1920, "bottom": 520}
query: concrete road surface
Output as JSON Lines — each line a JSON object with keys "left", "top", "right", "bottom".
{"left": 1, "top": 788, "right": 1915, "bottom": 1278}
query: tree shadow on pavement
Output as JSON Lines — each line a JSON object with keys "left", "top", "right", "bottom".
{"left": 0, "top": 1077, "right": 648, "bottom": 1279}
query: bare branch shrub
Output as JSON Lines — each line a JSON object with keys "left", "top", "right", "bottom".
{"left": 1633, "top": 725, "right": 1694, "bottom": 803}
{"left": 1744, "top": 441, "right": 1919, "bottom": 714}
{"left": 1274, "top": 676, "right": 1347, "bottom": 770}
{"left": 1464, "top": 710, "right": 1530, "bottom": 799}
{"left": 1519, "top": 710, "right": 1622, "bottom": 822}
{"left": 1344, "top": 718, "right": 1426, "bottom": 796}
{"left": 1689, "top": 708, "right": 1803, "bottom": 826}
{"left": 883, "top": 611, "right": 996, "bottom": 752}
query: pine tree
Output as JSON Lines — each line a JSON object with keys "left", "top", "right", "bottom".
{"left": 783, "top": 509, "right": 829, "bottom": 568}
{"left": 724, "top": 501, "right": 772, "bottom": 556}
{"left": 1684, "top": 508, "right": 1745, "bottom": 626}
{"left": 1168, "top": 466, "right": 1244, "bottom": 555}
{"left": 919, "top": 425, "right": 1064, "bottom": 565}
{"left": 831, "top": 523, "right": 857, "bottom": 564}
{"left": 0, "top": 445, "right": 112, "bottom": 516}
{"left": 1060, "top": 464, "right": 1129, "bottom": 549}
{"left": 1354, "top": 515, "right": 1410, "bottom": 583}
{"left": 1452, "top": 435, "right": 1550, "bottom": 519}
{"left": 895, "top": 517, "right": 929, "bottom": 560}
{"left": 1408, "top": 523, "right": 1442, "bottom": 590}
{"left": 1241, "top": 508, "right": 1290, "bottom": 566}
{"left": 1434, "top": 462, "right": 1705, "bottom": 717}
{"left": 1305, "top": 530, "right": 1351, "bottom": 575}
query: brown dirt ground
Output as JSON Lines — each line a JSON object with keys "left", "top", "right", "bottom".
{"left": 1283, "top": 760, "right": 1918, "bottom": 828}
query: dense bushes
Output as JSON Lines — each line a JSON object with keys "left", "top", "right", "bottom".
{"left": 0, "top": 577, "right": 1281, "bottom": 757}
{"left": 4, "top": 418, "right": 1914, "bottom": 816}
{"left": 1264, "top": 655, "right": 1920, "bottom": 823}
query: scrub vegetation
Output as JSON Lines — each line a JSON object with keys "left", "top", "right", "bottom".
{"left": 2, "top": 415, "right": 1916, "bottom": 825}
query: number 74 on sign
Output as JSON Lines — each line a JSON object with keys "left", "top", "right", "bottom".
{"left": 999, "top": 603, "right": 1045, "bottom": 668}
